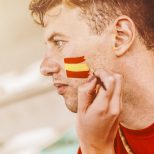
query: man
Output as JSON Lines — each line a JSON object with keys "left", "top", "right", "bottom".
{"left": 29, "top": 0, "right": 154, "bottom": 153}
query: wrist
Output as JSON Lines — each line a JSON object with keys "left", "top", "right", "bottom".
{"left": 81, "top": 145, "right": 115, "bottom": 154}
{"left": 89, "top": 147, "right": 115, "bottom": 154}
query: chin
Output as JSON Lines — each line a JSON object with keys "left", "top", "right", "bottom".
{"left": 64, "top": 97, "right": 78, "bottom": 113}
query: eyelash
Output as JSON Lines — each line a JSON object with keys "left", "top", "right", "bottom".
{"left": 53, "top": 40, "right": 65, "bottom": 49}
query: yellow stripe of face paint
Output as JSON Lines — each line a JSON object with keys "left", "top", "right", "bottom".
{"left": 65, "top": 63, "right": 89, "bottom": 72}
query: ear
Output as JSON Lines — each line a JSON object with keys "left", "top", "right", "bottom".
{"left": 112, "top": 15, "right": 136, "bottom": 56}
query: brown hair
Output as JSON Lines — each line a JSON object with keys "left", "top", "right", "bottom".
{"left": 29, "top": 0, "right": 154, "bottom": 50}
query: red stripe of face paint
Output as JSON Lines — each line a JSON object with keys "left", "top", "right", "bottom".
{"left": 66, "top": 70, "right": 89, "bottom": 78}
{"left": 64, "top": 56, "right": 85, "bottom": 64}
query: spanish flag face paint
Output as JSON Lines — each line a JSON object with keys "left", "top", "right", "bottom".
{"left": 64, "top": 56, "right": 90, "bottom": 78}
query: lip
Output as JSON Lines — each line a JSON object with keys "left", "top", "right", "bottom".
{"left": 54, "top": 83, "right": 68, "bottom": 95}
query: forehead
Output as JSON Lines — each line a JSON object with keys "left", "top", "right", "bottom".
{"left": 43, "top": 5, "right": 92, "bottom": 39}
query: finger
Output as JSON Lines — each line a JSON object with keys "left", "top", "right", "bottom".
{"left": 78, "top": 75, "right": 97, "bottom": 113}
{"left": 90, "top": 74, "right": 116, "bottom": 113}
{"left": 109, "top": 74, "right": 123, "bottom": 115}
{"left": 109, "top": 116, "right": 120, "bottom": 140}
{"left": 89, "top": 86, "right": 109, "bottom": 112}
{"left": 94, "top": 69, "right": 116, "bottom": 98}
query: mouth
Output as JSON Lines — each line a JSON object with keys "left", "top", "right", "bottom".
{"left": 54, "top": 82, "right": 68, "bottom": 95}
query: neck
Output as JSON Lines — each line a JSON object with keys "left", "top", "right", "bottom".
{"left": 120, "top": 48, "right": 154, "bottom": 130}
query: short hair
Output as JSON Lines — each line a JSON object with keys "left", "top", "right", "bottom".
{"left": 29, "top": 0, "right": 154, "bottom": 50}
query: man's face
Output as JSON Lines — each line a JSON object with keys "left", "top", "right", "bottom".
{"left": 41, "top": 5, "right": 114, "bottom": 113}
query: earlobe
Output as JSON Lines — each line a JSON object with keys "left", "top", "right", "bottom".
{"left": 112, "top": 15, "right": 136, "bottom": 57}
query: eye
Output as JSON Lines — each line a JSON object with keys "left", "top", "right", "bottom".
{"left": 54, "top": 40, "right": 65, "bottom": 48}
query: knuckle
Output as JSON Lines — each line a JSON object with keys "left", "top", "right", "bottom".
{"left": 96, "top": 108, "right": 106, "bottom": 116}
{"left": 109, "top": 109, "right": 120, "bottom": 117}
{"left": 103, "top": 91, "right": 110, "bottom": 98}
{"left": 108, "top": 76, "right": 115, "bottom": 84}
{"left": 114, "top": 74, "right": 123, "bottom": 81}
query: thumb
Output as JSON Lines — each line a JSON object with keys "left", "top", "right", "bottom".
{"left": 78, "top": 76, "right": 97, "bottom": 113}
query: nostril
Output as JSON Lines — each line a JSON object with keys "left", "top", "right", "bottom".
{"left": 40, "top": 66, "right": 60, "bottom": 76}
{"left": 46, "top": 72, "right": 53, "bottom": 76}
{"left": 40, "top": 67, "right": 52, "bottom": 76}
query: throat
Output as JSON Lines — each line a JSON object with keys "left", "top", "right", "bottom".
{"left": 120, "top": 86, "right": 154, "bottom": 130}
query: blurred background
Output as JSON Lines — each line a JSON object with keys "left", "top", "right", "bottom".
{"left": 0, "top": 0, "right": 78, "bottom": 154}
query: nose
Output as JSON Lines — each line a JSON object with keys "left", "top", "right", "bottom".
{"left": 40, "top": 57, "right": 60, "bottom": 76}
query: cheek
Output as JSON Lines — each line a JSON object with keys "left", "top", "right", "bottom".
{"left": 62, "top": 42, "right": 83, "bottom": 57}
{"left": 68, "top": 78, "right": 87, "bottom": 89}
{"left": 87, "top": 44, "right": 113, "bottom": 71}
{"left": 86, "top": 51, "right": 103, "bottom": 70}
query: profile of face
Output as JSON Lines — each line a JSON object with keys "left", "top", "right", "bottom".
{"left": 40, "top": 4, "right": 133, "bottom": 113}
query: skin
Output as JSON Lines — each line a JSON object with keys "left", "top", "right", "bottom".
{"left": 40, "top": 4, "right": 154, "bottom": 154}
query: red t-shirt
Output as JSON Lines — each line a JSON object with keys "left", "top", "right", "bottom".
{"left": 77, "top": 123, "right": 154, "bottom": 154}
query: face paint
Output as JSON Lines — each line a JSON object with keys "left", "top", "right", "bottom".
{"left": 64, "top": 56, "right": 90, "bottom": 78}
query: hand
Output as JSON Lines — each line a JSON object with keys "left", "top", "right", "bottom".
{"left": 76, "top": 69, "right": 123, "bottom": 154}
